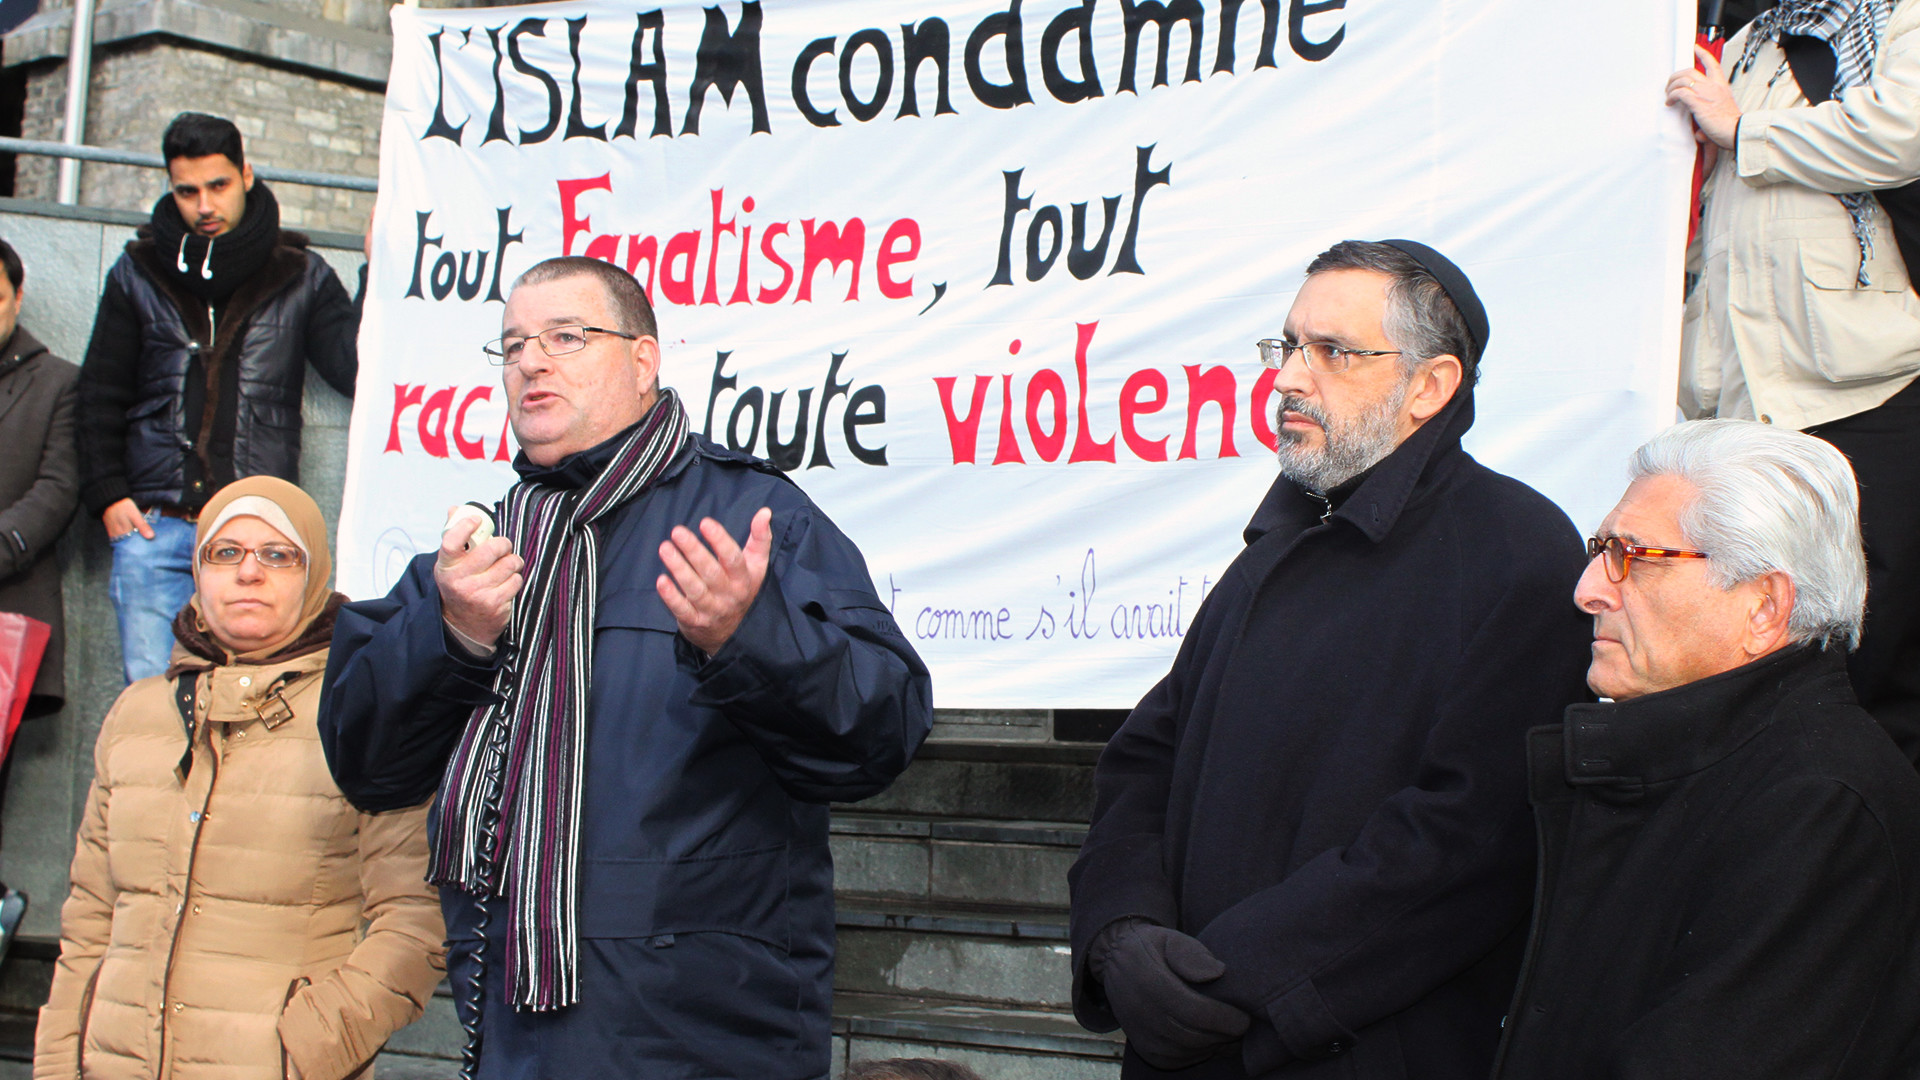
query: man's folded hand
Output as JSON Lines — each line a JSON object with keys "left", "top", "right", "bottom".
{"left": 1090, "top": 918, "right": 1251, "bottom": 1070}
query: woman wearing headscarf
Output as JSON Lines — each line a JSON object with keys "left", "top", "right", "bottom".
{"left": 32, "top": 477, "right": 445, "bottom": 1080}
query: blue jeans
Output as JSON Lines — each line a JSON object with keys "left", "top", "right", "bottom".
{"left": 109, "top": 509, "right": 198, "bottom": 683}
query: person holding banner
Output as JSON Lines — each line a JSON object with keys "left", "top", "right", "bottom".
{"left": 1669, "top": 0, "right": 1920, "bottom": 767}
{"left": 318, "top": 256, "right": 932, "bottom": 1079}
{"left": 1069, "top": 241, "right": 1593, "bottom": 1078}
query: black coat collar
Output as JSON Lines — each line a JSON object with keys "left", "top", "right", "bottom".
{"left": 1243, "top": 385, "right": 1476, "bottom": 546}
{"left": 1558, "top": 643, "right": 1849, "bottom": 788}
{"left": 0, "top": 327, "right": 48, "bottom": 382}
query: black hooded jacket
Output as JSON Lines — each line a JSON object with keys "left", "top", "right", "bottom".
{"left": 1493, "top": 644, "right": 1920, "bottom": 1079}
{"left": 1069, "top": 387, "right": 1594, "bottom": 1079}
{"left": 76, "top": 182, "right": 360, "bottom": 515}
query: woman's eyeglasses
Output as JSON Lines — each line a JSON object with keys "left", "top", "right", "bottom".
{"left": 201, "top": 542, "right": 306, "bottom": 571}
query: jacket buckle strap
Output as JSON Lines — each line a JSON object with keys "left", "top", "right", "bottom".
{"left": 251, "top": 669, "right": 312, "bottom": 730}
{"left": 252, "top": 689, "right": 296, "bottom": 730}
{"left": 174, "top": 675, "right": 197, "bottom": 779}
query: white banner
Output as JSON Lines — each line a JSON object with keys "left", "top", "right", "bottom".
{"left": 341, "top": 0, "right": 1695, "bottom": 707}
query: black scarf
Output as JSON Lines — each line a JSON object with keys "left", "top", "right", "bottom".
{"left": 430, "top": 391, "right": 692, "bottom": 1012}
{"left": 147, "top": 179, "right": 282, "bottom": 303}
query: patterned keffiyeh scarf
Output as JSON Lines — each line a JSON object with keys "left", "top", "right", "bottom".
{"left": 429, "top": 389, "right": 690, "bottom": 1011}
{"left": 1738, "top": 0, "right": 1896, "bottom": 284}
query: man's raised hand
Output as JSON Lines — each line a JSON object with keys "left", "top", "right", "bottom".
{"left": 657, "top": 507, "right": 774, "bottom": 656}
{"left": 436, "top": 509, "right": 523, "bottom": 652}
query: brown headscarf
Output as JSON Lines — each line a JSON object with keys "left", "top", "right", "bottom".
{"left": 172, "top": 476, "right": 345, "bottom": 666}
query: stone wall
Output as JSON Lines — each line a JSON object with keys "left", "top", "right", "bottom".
{"left": 15, "top": 43, "right": 380, "bottom": 233}
{"left": 3, "top": 0, "right": 389, "bottom": 234}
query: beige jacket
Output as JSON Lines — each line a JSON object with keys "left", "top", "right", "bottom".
{"left": 33, "top": 647, "right": 446, "bottom": 1080}
{"left": 1681, "top": 0, "right": 1920, "bottom": 430}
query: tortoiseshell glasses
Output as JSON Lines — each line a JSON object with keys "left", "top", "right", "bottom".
{"left": 1587, "top": 536, "right": 1711, "bottom": 583}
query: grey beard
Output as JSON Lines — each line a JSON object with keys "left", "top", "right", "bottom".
{"left": 1274, "top": 380, "right": 1409, "bottom": 493}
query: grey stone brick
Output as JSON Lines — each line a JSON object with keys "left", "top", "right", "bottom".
{"left": 14, "top": 38, "right": 379, "bottom": 235}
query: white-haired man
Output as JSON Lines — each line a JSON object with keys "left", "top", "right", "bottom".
{"left": 1492, "top": 420, "right": 1920, "bottom": 1079}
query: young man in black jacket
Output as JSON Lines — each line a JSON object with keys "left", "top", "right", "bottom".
{"left": 1493, "top": 420, "right": 1920, "bottom": 1079}
{"left": 77, "top": 112, "right": 360, "bottom": 682}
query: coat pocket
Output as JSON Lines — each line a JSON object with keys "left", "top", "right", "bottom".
{"left": 576, "top": 845, "right": 792, "bottom": 948}
{"left": 1796, "top": 238, "right": 1920, "bottom": 383}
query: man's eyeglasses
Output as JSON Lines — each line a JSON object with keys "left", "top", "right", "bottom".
{"left": 1586, "top": 536, "right": 1710, "bottom": 582}
{"left": 1256, "top": 339, "right": 1403, "bottom": 375}
{"left": 483, "top": 325, "right": 637, "bottom": 365}
{"left": 201, "top": 541, "right": 307, "bottom": 571}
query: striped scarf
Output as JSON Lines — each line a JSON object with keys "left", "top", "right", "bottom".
{"left": 429, "top": 390, "right": 690, "bottom": 1011}
{"left": 1739, "top": 0, "right": 1895, "bottom": 284}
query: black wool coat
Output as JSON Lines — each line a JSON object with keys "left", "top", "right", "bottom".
{"left": 1493, "top": 644, "right": 1920, "bottom": 1080}
{"left": 0, "top": 327, "right": 78, "bottom": 711}
{"left": 1069, "top": 388, "right": 1594, "bottom": 1080}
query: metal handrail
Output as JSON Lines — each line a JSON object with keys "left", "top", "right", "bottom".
{"left": 0, "top": 136, "right": 378, "bottom": 192}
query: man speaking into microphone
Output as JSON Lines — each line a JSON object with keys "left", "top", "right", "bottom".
{"left": 318, "top": 256, "right": 932, "bottom": 1079}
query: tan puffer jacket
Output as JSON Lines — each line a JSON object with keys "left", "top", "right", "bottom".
{"left": 33, "top": 647, "right": 446, "bottom": 1080}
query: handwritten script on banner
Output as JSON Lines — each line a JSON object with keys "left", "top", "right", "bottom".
{"left": 341, "top": 0, "right": 1694, "bottom": 706}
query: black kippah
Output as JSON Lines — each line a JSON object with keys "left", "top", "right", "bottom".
{"left": 1380, "top": 239, "right": 1488, "bottom": 360}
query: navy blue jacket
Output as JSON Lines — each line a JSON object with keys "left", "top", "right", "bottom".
{"left": 319, "top": 432, "right": 932, "bottom": 1080}
{"left": 1069, "top": 389, "right": 1594, "bottom": 1079}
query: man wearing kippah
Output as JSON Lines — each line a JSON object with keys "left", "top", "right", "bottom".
{"left": 1068, "top": 240, "right": 1593, "bottom": 1080}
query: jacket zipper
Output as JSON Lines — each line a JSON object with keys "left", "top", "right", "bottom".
{"left": 73, "top": 965, "right": 102, "bottom": 1079}
{"left": 156, "top": 678, "right": 217, "bottom": 1080}
{"left": 281, "top": 976, "right": 311, "bottom": 1080}
{"left": 1306, "top": 488, "right": 1333, "bottom": 524}
{"left": 1488, "top": 801, "right": 1554, "bottom": 1077}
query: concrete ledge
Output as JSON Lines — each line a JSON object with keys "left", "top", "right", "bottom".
{"left": 837, "top": 900, "right": 1070, "bottom": 942}
{"left": 834, "top": 992, "right": 1124, "bottom": 1061}
{"left": 832, "top": 813, "right": 1087, "bottom": 849}
{"left": 4, "top": 0, "right": 391, "bottom": 87}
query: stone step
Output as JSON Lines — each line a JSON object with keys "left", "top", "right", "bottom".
{"left": 833, "top": 991, "right": 1121, "bottom": 1080}
{"left": 383, "top": 979, "right": 465, "bottom": 1061}
{"left": 0, "top": 976, "right": 1120, "bottom": 1079}
{"left": 832, "top": 812, "right": 1084, "bottom": 910}
{"left": 842, "top": 742, "right": 1100, "bottom": 824}
{"left": 368, "top": 1051, "right": 461, "bottom": 1078}
{"left": 834, "top": 899, "right": 1075, "bottom": 1010}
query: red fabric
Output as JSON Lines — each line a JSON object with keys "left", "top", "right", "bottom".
{"left": 1689, "top": 34, "right": 1730, "bottom": 248}
{"left": 0, "top": 613, "right": 50, "bottom": 761}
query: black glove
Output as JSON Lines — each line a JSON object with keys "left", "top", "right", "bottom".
{"left": 1088, "top": 918, "right": 1252, "bottom": 1071}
